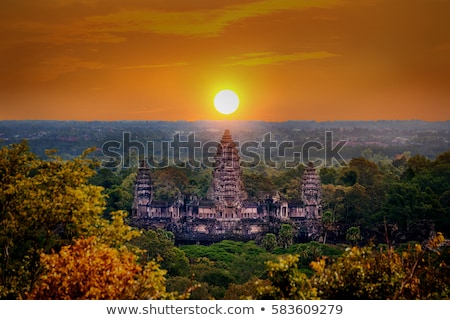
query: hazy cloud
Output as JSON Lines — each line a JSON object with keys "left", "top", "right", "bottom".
{"left": 34, "top": 56, "right": 106, "bottom": 81}
{"left": 222, "top": 51, "right": 340, "bottom": 66}
{"left": 84, "top": 0, "right": 341, "bottom": 38}
{"left": 117, "top": 62, "right": 188, "bottom": 70}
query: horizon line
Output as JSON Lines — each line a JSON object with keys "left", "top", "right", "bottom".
{"left": 1, "top": 119, "right": 449, "bottom": 123}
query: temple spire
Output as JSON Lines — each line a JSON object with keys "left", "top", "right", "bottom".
{"left": 207, "top": 129, "right": 247, "bottom": 211}
{"left": 131, "top": 160, "right": 153, "bottom": 219}
{"left": 301, "top": 162, "right": 322, "bottom": 219}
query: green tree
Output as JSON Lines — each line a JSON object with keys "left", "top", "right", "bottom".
{"left": 348, "top": 157, "right": 381, "bottom": 186}
{"left": 181, "top": 240, "right": 273, "bottom": 298}
{"left": 406, "top": 154, "right": 431, "bottom": 176}
{"left": 321, "top": 210, "right": 335, "bottom": 244}
{"left": 345, "top": 226, "right": 361, "bottom": 245}
{"left": 337, "top": 168, "right": 358, "bottom": 186}
{"left": 185, "top": 168, "right": 211, "bottom": 198}
{"left": 320, "top": 184, "right": 349, "bottom": 219}
{"left": 130, "top": 229, "right": 189, "bottom": 277}
{"left": 105, "top": 185, "right": 134, "bottom": 213}
{"left": 341, "top": 183, "right": 370, "bottom": 225}
{"left": 262, "top": 233, "right": 278, "bottom": 252}
{"left": 273, "top": 166, "right": 305, "bottom": 200}
{"left": 278, "top": 224, "right": 294, "bottom": 249}
{"left": 152, "top": 167, "right": 189, "bottom": 201}
{"left": 384, "top": 182, "right": 442, "bottom": 235}
{"left": 320, "top": 167, "right": 338, "bottom": 184}
{"left": 89, "top": 167, "right": 122, "bottom": 189}
{"left": 242, "top": 171, "right": 275, "bottom": 200}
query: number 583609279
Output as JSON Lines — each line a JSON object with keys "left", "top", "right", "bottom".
{"left": 271, "top": 304, "right": 343, "bottom": 315}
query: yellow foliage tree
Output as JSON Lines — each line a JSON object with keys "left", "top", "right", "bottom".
{"left": 1, "top": 142, "right": 106, "bottom": 298}
{"left": 310, "top": 232, "right": 449, "bottom": 299}
{"left": 28, "top": 237, "right": 175, "bottom": 300}
{"left": 0, "top": 142, "right": 175, "bottom": 299}
{"left": 256, "top": 255, "right": 317, "bottom": 300}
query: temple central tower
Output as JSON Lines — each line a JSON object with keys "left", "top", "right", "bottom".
{"left": 207, "top": 129, "right": 247, "bottom": 215}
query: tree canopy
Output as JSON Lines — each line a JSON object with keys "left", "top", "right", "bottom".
{"left": 0, "top": 142, "right": 180, "bottom": 299}
{"left": 1, "top": 140, "right": 449, "bottom": 300}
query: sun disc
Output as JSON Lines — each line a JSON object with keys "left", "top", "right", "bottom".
{"left": 214, "top": 90, "right": 239, "bottom": 115}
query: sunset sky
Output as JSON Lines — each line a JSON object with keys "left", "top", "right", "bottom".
{"left": 1, "top": 0, "right": 449, "bottom": 121}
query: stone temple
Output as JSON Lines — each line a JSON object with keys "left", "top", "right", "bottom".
{"left": 206, "top": 129, "right": 247, "bottom": 217}
{"left": 131, "top": 129, "right": 322, "bottom": 243}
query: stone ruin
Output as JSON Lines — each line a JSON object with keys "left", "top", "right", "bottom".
{"left": 130, "top": 129, "right": 322, "bottom": 244}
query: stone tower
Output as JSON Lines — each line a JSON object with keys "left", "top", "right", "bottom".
{"left": 207, "top": 129, "right": 247, "bottom": 217}
{"left": 131, "top": 161, "right": 153, "bottom": 219}
{"left": 301, "top": 162, "right": 322, "bottom": 219}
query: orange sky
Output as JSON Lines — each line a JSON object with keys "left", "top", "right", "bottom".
{"left": 0, "top": 0, "right": 449, "bottom": 121}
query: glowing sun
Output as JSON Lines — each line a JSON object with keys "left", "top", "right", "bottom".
{"left": 214, "top": 89, "right": 239, "bottom": 115}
